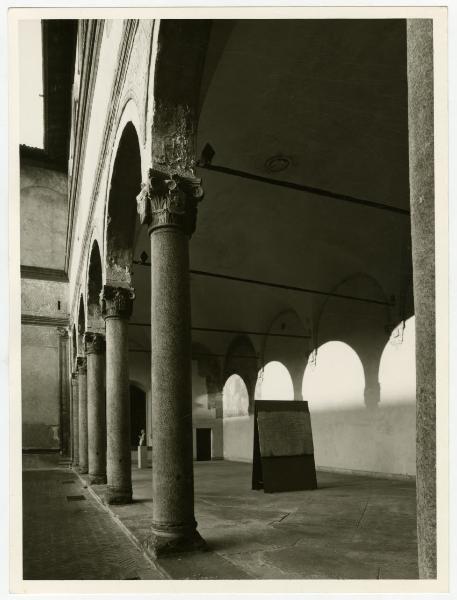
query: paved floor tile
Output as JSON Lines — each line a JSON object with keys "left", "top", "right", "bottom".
{"left": 22, "top": 469, "right": 164, "bottom": 580}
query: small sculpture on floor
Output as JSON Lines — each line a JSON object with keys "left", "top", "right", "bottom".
{"left": 138, "top": 429, "right": 146, "bottom": 447}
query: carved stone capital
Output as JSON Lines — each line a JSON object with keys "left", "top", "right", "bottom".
{"left": 84, "top": 332, "right": 105, "bottom": 355}
{"left": 136, "top": 167, "right": 203, "bottom": 236}
{"left": 100, "top": 285, "right": 135, "bottom": 320}
{"left": 76, "top": 356, "right": 87, "bottom": 374}
{"left": 57, "top": 327, "right": 69, "bottom": 339}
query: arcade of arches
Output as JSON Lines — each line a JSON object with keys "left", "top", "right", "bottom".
{"left": 19, "top": 18, "right": 437, "bottom": 578}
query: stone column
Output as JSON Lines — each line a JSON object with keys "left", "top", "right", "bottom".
{"left": 407, "top": 19, "right": 436, "bottom": 579}
{"left": 69, "top": 373, "right": 74, "bottom": 461}
{"left": 100, "top": 286, "right": 134, "bottom": 504}
{"left": 85, "top": 332, "right": 107, "bottom": 485}
{"left": 77, "top": 356, "right": 88, "bottom": 474}
{"left": 136, "top": 167, "right": 205, "bottom": 556}
{"left": 71, "top": 372, "right": 79, "bottom": 466}
{"left": 363, "top": 362, "right": 381, "bottom": 409}
{"left": 57, "top": 328, "right": 70, "bottom": 455}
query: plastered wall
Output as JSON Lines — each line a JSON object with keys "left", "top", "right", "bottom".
{"left": 20, "top": 163, "right": 69, "bottom": 450}
{"left": 21, "top": 325, "right": 61, "bottom": 449}
{"left": 191, "top": 360, "right": 222, "bottom": 459}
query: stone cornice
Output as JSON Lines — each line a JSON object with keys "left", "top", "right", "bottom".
{"left": 21, "top": 314, "right": 69, "bottom": 328}
{"left": 21, "top": 265, "right": 68, "bottom": 282}
{"left": 68, "top": 20, "right": 140, "bottom": 320}
{"left": 65, "top": 20, "right": 105, "bottom": 274}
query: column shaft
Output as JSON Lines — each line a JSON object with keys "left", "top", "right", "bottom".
{"left": 58, "top": 329, "right": 70, "bottom": 455}
{"left": 71, "top": 374, "right": 79, "bottom": 466}
{"left": 77, "top": 358, "right": 88, "bottom": 473}
{"left": 101, "top": 286, "right": 134, "bottom": 505}
{"left": 136, "top": 166, "right": 205, "bottom": 556}
{"left": 407, "top": 19, "right": 436, "bottom": 579}
{"left": 86, "top": 333, "right": 107, "bottom": 485}
{"left": 150, "top": 229, "right": 196, "bottom": 533}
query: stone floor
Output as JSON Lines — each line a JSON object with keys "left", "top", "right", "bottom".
{"left": 87, "top": 459, "right": 419, "bottom": 580}
{"left": 22, "top": 454, "right": 418, "bottom": 580}
{"left": 22, "top": 455, "right": 164, "bottom": 580}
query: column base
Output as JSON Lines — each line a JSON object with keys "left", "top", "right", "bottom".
{"left": 104, "top": 485, "right": 132, "bottom": 505}
{"left": 143, "top": 523, "right": 207, "bottom": 558}
{"left": 89, "top": 473, "right": 107, "bottom": 485}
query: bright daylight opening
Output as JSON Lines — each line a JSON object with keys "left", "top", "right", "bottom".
{"left": 255, "top": 360, "right": 294, "bottom": 400}
{"left": 302, "top": 341, "right": 365, "bottom": 411}
{"left": 19, "top": 20, "right": 44, "bottom": 148}
{"left": 222, "top": 374, "right": 249, "bottom": 417}
{"left": 378, "top": 316, "right": 416, "bottom": 405}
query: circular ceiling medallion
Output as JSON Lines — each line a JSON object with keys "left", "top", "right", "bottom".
{"left": 264, "top": 155, "right": 291, "bottom": 173}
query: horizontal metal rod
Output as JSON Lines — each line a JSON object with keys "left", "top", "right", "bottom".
{"left": 193, "top": 352, "right": 259, "bottom": 360}
{"left": 198, "top": 163, "right": 410, "bottom": 216}
{"left": 190, "top": 269, "right": 393, "bottom": 307}
{"left": 132, "top": 264, "right": 393, "bottom": 307}
{"left": 129, "top": 322, "right": 310, "bottom": 340}
{"left": 129, "top": 348, "right": 258, "bottom": 359}
{"left": 192, "top": 326, "right": 310, "bottom": 339}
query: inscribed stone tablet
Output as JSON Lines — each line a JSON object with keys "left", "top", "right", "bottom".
{"left": 257, "top": 410, "right": 314, "bottom": 457}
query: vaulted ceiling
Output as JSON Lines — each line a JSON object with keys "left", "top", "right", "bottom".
{"left": 130, "top": 19, "right": 413, "bottom": 370}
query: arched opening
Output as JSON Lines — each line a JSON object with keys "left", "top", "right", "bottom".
{"left": 302, "top": 339, "right": 415, "bottom": 476}
{"left": 190, "top": 343, "right": 223, "bottom": 461}
{"left": 223, "top": 373, "right": 250, "bottom": 417}
{"left": 302, "top": 341, "right": 365, "bottom": 410}
{"left": 379, "top": 316, "right": 416, "bottom": 405}
{"left": 87, "top": 239, "right": 103, "bottom": 330}
{"left": 105, "top": 122, "right": 142, "bottom": 287}
{"left": 129, "top": 383, "right": 146, "bottom": 448}
{"left": 71, "top": 325, "right": 77, "bottom": 367}
{"left": 255, "top": 360, "right": 294, "bottom": 401}
{"left": 223, "top": 336, "right": 258, "bottom": 415}
{"left": 77, "top": 295, "right": 85, "bottom": 355}
{"left": 222, "top": 374, "right": 253, "bottom": 462}
{"left": 261, "top": 309, "right": 310, "bottom": 400}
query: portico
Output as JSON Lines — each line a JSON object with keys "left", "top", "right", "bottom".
{"left": 18, "top": 15, "right": 441, "bottom": 581}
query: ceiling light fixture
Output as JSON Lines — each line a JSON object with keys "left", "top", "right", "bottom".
{"left": 264, "top": 154, "right": 291, "bottom": 173}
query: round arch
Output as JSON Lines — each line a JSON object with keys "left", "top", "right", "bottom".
{"left": 222, "top": 373, "right": 250, "bottom": 418}
{"left": 129, "top": 382, "right": 147, "bottom": 447}
{"left": 378, "top": 316, "right": 416, "bottom": 405}
{"left": 104, "top": 121, "right": 142, "bottom": 287}
{"left": 86, "top": 239, "right": 104, "bottom": 330}
{"left": 314, "top": 272, "right": 391, "bottom": 350}
{"left": 261, "top": 309, "right": 310, "bottom": 400}
{"left": 77, "top": 295, "right": 86, "bottom": 355}
{"left": 221, "top": 373, "right": 254, "bottom": 463}
{"left": 71, "top": 325, "right": 77, "bottom": 367}
{"left": 255, "top": 360, "right": 294, "bottom": 401}
{"left": 302, "top": 341, "right": 365, "bottom": 411}
{"left": 223, "top": 335, "right": 258, "bottom": 415}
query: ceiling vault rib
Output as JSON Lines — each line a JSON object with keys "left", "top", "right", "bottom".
{"left": 131, "top": 263, "right": 394, "bottom": 306}
{"left": 197, "top": 163, "right": 410, "bottom": 216}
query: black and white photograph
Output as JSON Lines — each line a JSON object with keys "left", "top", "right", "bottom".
{"left": 5, "top": 3, "right": 450, "bottom": 594}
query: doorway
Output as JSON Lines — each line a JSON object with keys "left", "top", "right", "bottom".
{"left": 130, "top": 384, "right": 146, "bottom": 447}
{"left": 196, "top": 428, "right": 212, "bottom": 461}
